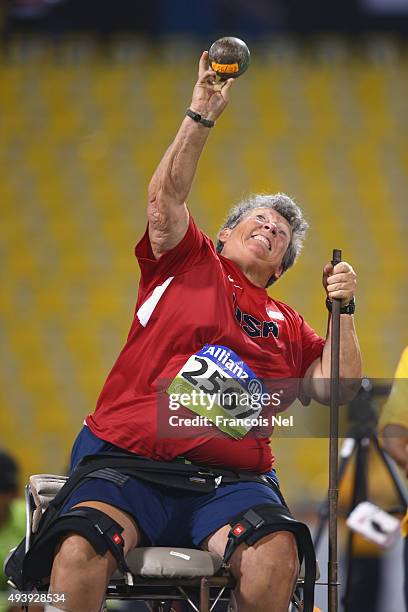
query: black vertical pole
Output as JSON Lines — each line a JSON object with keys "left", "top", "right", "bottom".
{"left": 328, "top": 248, "right": 342, "bottom": 612}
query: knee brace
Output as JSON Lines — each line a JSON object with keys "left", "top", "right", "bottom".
{"left": 24, "top": 506, "right": 133, "bottom": 586}
{"left": 223, "top": 503, "right": 316, "bottom": 612}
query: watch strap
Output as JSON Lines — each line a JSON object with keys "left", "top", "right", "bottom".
{"left": 326, "top": 296, "right": 356, "bottom": 315}
{"left": 186, "top": 108, "right": 215, "bottom": 128}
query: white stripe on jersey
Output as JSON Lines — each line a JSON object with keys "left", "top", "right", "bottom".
{"left": 136, "top": 276, "right": 174, "bottom": 327}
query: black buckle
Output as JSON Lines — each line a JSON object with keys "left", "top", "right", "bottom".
{"left": 224, "top": 510, "right": 265, "bottom": 563}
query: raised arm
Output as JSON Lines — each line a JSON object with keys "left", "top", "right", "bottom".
{"left": 302, "top": 261, "right": 362, "bottom": 403}
{"left": 147, "top": 51, "right": 234, "bottom": 260}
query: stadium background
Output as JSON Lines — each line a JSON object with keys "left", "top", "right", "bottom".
{"left": 0, "top": 2, "right": 407, "bottom": 607}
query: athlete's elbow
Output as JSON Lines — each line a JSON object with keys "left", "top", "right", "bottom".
{"left": 148, "top": 176, "right": 185, "bottom": 210}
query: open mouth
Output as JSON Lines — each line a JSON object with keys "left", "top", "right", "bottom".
{"left": 251, "top": 234, "right": 271, "bottom": 250}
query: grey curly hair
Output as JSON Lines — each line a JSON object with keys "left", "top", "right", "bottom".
{"left": 216, "top": 193, "right": 309, "bottom": 287}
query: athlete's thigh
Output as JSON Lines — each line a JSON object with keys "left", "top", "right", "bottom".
{"left": 59, "top": 475, "right": 181, "bottom": 550}
{"left": 191, "top": 477, "right": 285, "bottom": 550}
{"left": 203, "top": 522, "right": 299, "bottom": 590}
{"left": 72, "top": 500, "right": 140, "bottom": 553}
{"left": 203, "top": 523, "right": 297, "bottom": 559}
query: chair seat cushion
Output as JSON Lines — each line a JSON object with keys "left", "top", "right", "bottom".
{"left": 112, "top": 547, "right": 223, "bottom": 579}
{"left": 29, "top": 474, "right": 69, "bottom": 533}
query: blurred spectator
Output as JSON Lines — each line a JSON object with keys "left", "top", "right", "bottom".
{"left": 379, "top": 346, "right": 408, "bottom": 610}
{"left": 0, "top": 451, "right": 26, "bottom": 612}
{"left": 361, "top": 0, "right": 408, "bottom": 14}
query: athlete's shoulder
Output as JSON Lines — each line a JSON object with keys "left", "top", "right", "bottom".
{"left": 182, "top": 214, "right": 220, "bottom": 262}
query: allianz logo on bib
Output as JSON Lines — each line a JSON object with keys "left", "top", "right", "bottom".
{"left": 201, "top": 345, "right": 248, "bottom": 380}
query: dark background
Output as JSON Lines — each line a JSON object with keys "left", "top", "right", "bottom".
{"left": 2, "top": 0, "right": 408, "bottom": 41}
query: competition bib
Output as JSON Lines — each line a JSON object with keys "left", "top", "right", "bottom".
{"left": 166, "top": 344, "right": 270, "bottom": 439}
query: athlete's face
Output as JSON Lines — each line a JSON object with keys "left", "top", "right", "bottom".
{"left": 218, "top": 208, "right": 292, "bottom": 285}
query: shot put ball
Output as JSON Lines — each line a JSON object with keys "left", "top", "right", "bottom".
{"left": 208, "top": 36, "right": 250, "bottom": 80}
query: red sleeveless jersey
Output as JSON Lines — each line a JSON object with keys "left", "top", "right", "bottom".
{"left": 86, "top": 216, "right": 325, "bottom": 473}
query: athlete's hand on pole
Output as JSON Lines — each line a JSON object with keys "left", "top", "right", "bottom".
{"left": 323, "top": 261, "right": 357, "bottom": 307}
{"left": 190, "top": 51, "right": 234, "bottom": 122}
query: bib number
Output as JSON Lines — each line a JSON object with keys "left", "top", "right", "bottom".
{"left": 167, "top": 345, "right": 268, "bottom": 439}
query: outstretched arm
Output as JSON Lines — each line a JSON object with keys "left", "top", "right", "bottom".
{"left": 147, "top": 51, "right": 234, "bottom": 259}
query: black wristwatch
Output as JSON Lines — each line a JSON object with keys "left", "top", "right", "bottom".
{"left": 325, "top": 296, "right": 356, "bottom": 315}
{"left": 186, "top": 108, "right": 215, "bottom": 128}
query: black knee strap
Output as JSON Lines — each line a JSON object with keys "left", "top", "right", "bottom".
{"left": 223, "top": 503, "right": 316, "bottom": 612}
{"left": 23, "top": 506, "right": 133, "bottom": 586}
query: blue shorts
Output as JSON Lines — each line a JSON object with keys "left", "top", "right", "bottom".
{"left": 61, "top": 426, "right": 286, "bottom": 548}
